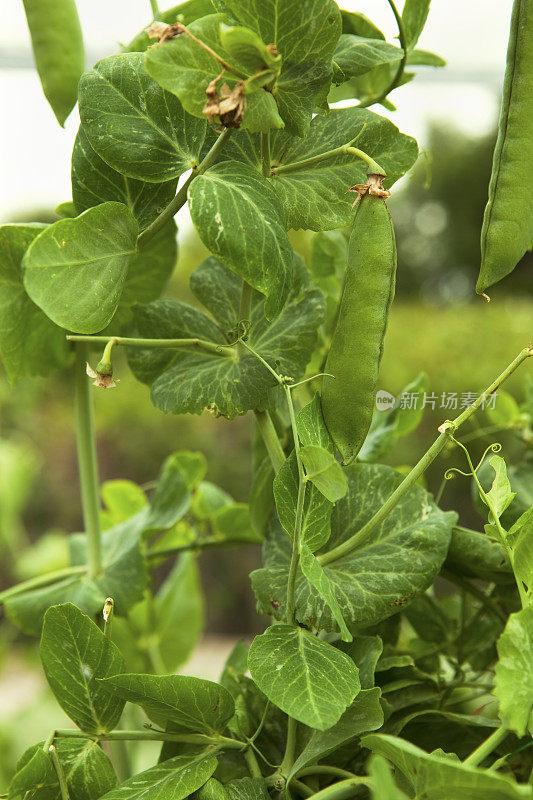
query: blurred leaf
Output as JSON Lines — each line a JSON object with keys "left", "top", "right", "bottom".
{"left": 369, "top": 755, "right": 410, "bottom": 800}
{"left": 310, "top": 230, "right": 347, "bottom": 279}
{"left": 486, "top": 390, "right": 522, "bottom": 427}
{"left": 248, "top": 623, "right": 359, "bottom": 730}
{"left": 144, "top": 452, "right": 192, "bottom": 531}
{"left": 212, "top": 503, "right": 262, "bottom": 543}
{"left": 125, "top": 0, "right": 217, "bottom": 52}
{"left": 495, "top": 606, "right": 533, "bottom": 737}
{"left": 192, "top": 481, "right": 233, "bottom": 520}
{"left": 23, "top": 203, "right": 138, "bottom": 334}
{"left": 402, "top": 0, "right": 431, "bottom": 50}
{"left": 100, "top": 480, "right": 147, "bottom": 530}
{"left": 40, "top": 603, "right": 125, "bottom": 733}
{"left": 406, "top": 49, "right": 445, "bottom": 67}
{"left": 249, "top": 458, "right": 274, "bottom": 537}
{"left": 333, "top": 35, "right": 402, "bottom": 84}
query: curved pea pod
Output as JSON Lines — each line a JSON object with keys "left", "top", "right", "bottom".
{"left": 322, "top": 177, "right": 396, "bottom": 465}
{"left": 22, "top": 0, "right": 85, "bottom": 126}
{"left": 477, "top": 0, "right": 533, "bottom": 295}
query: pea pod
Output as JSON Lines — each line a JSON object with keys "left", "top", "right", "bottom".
{"left": 22, "top": 0, "right": 85, "bottom": 126}
{"left": 477, "top": 0, "right": 533, "bottom": 295}
{"left": 322, "top": 177, "right": 396, "bottom": 465}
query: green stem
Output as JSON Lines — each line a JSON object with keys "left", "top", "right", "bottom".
{"left": 244, "top": 747, "right": 262, "bottom": 778}
{"left": 319, "top": 347, "right": 533, "bottom": 566}
{"left": 271, "top": 143, "right": 384, "bottom": 178}
{"left": 49, "top": 746, "right": 71, "bottom": 800}
{"left": 149, "top": 0, "right": 159, "bottom": 17}
{"left": 280, "top": 716, "right": 298, "bottom": 776}
{"left": 291, "top": 780, "right": 314, "bottom": 797}
{"left": 54, "top": 729, "right": 244, "bottom": 748}
{"left": 284, "top": 382, "right": 306, "bottom": 624}
{"left": 261, "top": 132, "right": 271, "bottom": 177}
{"left": 137, "top": 128, "right": 233, "bottom": 248}
{"left": 304, "top": 778, "right": 370, "bottom": 800}
{"left": 464, "top": 726, "right": 509, "bottom": 767}
{"left": 254, "top": 410, "right": 286, "bottom": 473}
{"left": 441, "top": 569, "right": 507, "bottom": 624}
{"left": 357, "top": 0, "right": 407, "bottom": 108}
{"left": 68, "top": 335, "right": 234, "bottom": 359}
{"left": 0, "top": 566, "right": 87, "bottom": 606}
{"left": 146, "top": 536, "right": 260, "bottom": 560}
{"left": 295, "top": 767, "right": 358, "bottom": 781}
{"left": 75, "top": 343, "right": 103, "bottom": 579}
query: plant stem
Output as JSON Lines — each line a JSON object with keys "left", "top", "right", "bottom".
{"left": 464, "top": 726, "right": 509, "bottom": 767}
{"left": 303, "top": 778, "right": 370, "bottom": 800}
{"left": 137, "top": 127, "right": 233, "bottom": 248}
{"left": 239, "top": 281, "right": 254, "bottom": 321}
{"left": 261, "top": 132, "right": 271, "bottom": 177}
{"left": 292, "top": 780, "right": 314, "bottom": 797}
{"left": 244, "top": 747, "right": 262, "bottom": 778}
{"left": 441, "top": 569, "right": 507, "bottom": 623}
{"left": 295, "top": 767, "right": 358, "bottom": 781}
{"left": 283, "top": 382, "right": 306, "bottom": 624}
{"left": 254, "top": 410, "right": 286, "bottom": 473}
{"left": 0, "top": 566, "right": 87, "bottom": 606}
{"left": 54, "top": 729, "right": 244, "bottom": 749}
{"left": 75, "top": 343, "right": 102, "bottom": 579}
{"left": 149, "top": 0, "right": 159, "bottom": 17}
{"left": 49, "top": 746, "right": 71, "bottom": 800}
{"left": 358, "top": 0, "right": 407, "bottom": 109}
{"left": 146, "top": 536, "right": 260, "bottom": 560}
{"left": 280, "top": 716, "right": 298, "bottom": 776}
{"left": 68, "top": 335, "right": 234, "bottom": 359}
{"left": 319, "top": 347, "right": 533, "bottom": 566}
{"left": 270, "top": 141, "right": 384, "bottom": 177}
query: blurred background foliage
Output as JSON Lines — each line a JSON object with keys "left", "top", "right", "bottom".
{"left": 0, "top": 122, "right": 532, "bottom": 786}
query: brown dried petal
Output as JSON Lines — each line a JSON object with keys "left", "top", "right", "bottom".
{"left": 146, "top": 21, "right": 185, "bottom": 43}
{"left": 202, "top": 79, "right": 246, "bottom": 129}
{"left": 86, "top": 363, "right": 118, "bottom": 389}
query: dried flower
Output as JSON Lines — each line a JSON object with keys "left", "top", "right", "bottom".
{"left": 86, "top": 363, "right": 118, "bottom": 389}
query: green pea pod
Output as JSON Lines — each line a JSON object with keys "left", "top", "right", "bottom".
{"left": 477, "top": 0, "right": 533, "bottom": 295}
{"left": 322, "top": 182, "right": 396, "bottom": 465}
{"left": 22, "top": 0, "right": 85, "bottom": 126}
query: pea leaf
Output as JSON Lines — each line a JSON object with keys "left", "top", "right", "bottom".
{"left": 94, "top": 752, "right": 218, "bottom": 800}
{"left": 213, "top": 503, "right": 262, "bottom": 543}
{"left": 22, "top": 202, "right": 138, "bottom": 334}
{"left": 9, "top": 738, "right": 117, "bottom": 800}
{"left": 402, "top": 0, "right": 431, "bottom": 50}
{"left": 333, "top": 35, "right": 403, "bottom": 84}
{"left": 188, "top": 161, "right": 292, "bottom": 319}
{"left": 145, "top": 15, "right": 281, "bottom": 134}
{"left": 189, "top": 255, "right": 242, "bottom": 334}
{"left": 494, "top": 606, "right": 533, "bottom": 737}
{"left": 368, "top": 755, "right": 410, "bottom": 800}
{"left": 125, "top": 0, "right": 217, "bottom": 52}
{"left": 101, "top": 673, "right": 235, "bottom": 733}
{"left": 273, "top": 452, "right": 333, "bottom": 552}
{"left": 222, "top": 0, "right": 342, "bottom": 135}
{"left": 513, "top": 511, "right": 533, "bottom": 589}
{"left": 341, "top": 10, "right": 385, "bottom": 39}
{"left": 485, "top": 390, "right": 522, "bottom": 427}
{"left": 40, "top": 603, "right": 125, "bottom": 733}
{"left": 22, "top": 0, "right": 84, "bottom": 126}
{"left": 299, "top": 542, "right": 352, "bottom": 642}
{"left": 0, "top": 224, "right": 71, "bottom": 384}
{"left": 482, "top": 455, "right": 516, "bottom": 522}
{"left": 297, "top": 395, "right": 333, "bottom": 451}
{"left": 248, "top": 623, "right": 360, "bottom": 730}
{"left": 72, "top": 126, "right": 178, "bottom": 231}
{"left": 79, "top": 52, "right": 206, "bottom": 183}
{"left": 224, "top": 106, "right": 418, "bottom": 230}
{"left": 300, "top": 445, "right": 348, "bottom": 502}
{"left": 289, "top": 688, "right": 383, "bottom": 778}
{"left": 100, "top": 479, "right": 147, "bottom": 529}
{"left": 406, "top": 49, "right": 445, "bottom": 67}
{"left": 340, "top": 635, "right": 383, "bottom": 689}
{"left": 445, "top": 526, "right": 511, "bottom": 584}
{"left": 127, "top": 257, "right": 324, "bottom": 418}
{"left": 144, "top": 451, "right": 192, "bottom": 531}
{"left": 252, "top": 463, "right": 455, "bottom": 631}
{"left": 362, "top": 733, "right": 532, "bottom": 799}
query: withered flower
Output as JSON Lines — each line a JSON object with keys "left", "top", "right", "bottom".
{"left": 86, "top": 363, "right": 118, "bottom": 389}
{"left": 348, "top": 173, "right": 391, "bottom": 208}
{"left": 202, "top": 75, "right": 246, "bottom": 129}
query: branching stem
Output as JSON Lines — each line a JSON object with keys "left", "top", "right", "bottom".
{"left": 68, "top": 335, "right": 234, "bottom": 359}
{"left": 464, "top": 726, "right": 509, "bottom": 767}
{"left": 270, "top": 135, "right": 384, "bottom": 177}
{"left": 357, "top": 0, "right": 407, "bottom": 109}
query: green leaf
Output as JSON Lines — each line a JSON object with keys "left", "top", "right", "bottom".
{"left": 482, "top": 455, "right": 516, "bottom": 522}
{"left": 445, "top": 526, "right": 511, "bottom": 584}
{"left": 172, "top": 451, "right": 208, "bottom": 489}
{"left": 300, "top": 543, "right": 352, "bottom": 641}
{"left": 249, "top": 458, "right": 274, "bottom": 538}
{"left": 513, "top": 510, "right": 533, "bottom": 589}
{"left": 212, "top": 503, "right": 262, "bottom": 543}
{"left": 40, "top": 603, "right": 125, "bottom": 733}
{"left": 406, "top": 49, "right": 445, "bottom": 67}
{"left": 144, "top": 452, "right": 192, "bottom": 531}
{"left": 219, "top": 24, "right": 275, "bottom": 72}
{"left": 22, "top": 202, "right": 138, "bottom": 334}
{"left": 402, "top": 0, "right": 431, "bottom": 49}
{"left": 72, "top": 126, "right": 178, "bottom": 231}
{"left": 125, "top": 0, "right": 217, "bottom": 52}
{"left": 96, "top": 752, "right": 218, "bottom": 800}
{"left": 189, "top": 255, "right": 242, "bottom": 334}
{"left": 127, "top": 257, "right": 324, "bottom": 418}
{"left": 154, "top": 553, "right": 204, "bottom": 671}
{"left": 341, "top": 10, "right": 385, "bottom": 39}
{"left": 362, "top": 733, "right": 532, "bottom": 799}
{"left": 101, "top": 479, "right": 147, "bottom": 529}
{"left": 188, "top": 161, "right": 292, "bottom": 319}
{"left": 274, "top": 453, "right": 332, "bottom": 552}
{"left": 369, "top": 755, "right": 410, "bottom": 800}
{"left": 494, "top": 606, "right": 533, "bottom": 737}
{"left": 226, "top": 777, "right": 270, "bottom": 800}
{"left": 248, "top": 623, "right": 359, "bottom": 730}
{"left": 333, "top": 35, "right": 403, "bottom": 84}
{"left": 6, "top": 514, "right": 148, "bottom": 635}
{"left": 297, "top": 395, "right": 333, "bottom": 451}
{"left": 0, "top": 224, "right": 71, "bottom": 383}
{"left": 289, "top": 688, "right": 383, "bottom": 777}
{"left": 485, "top": 390, "right": 522, "bottom": 428}
{"left": 9, "top": 738, "right": 117, "bottom": 800}
{"left": 340, "top": 635, "right": 383, "bottom": 689}
{"left": 300, "top": 445, "right": 348, "bottom": 503}
{"left": 310, "top": 230, "right": 347, "bottom": 279}
{"left": 22, "top": 0, "right": 84, "bottom": 125}
{"left": 79, "top": 52, "right": 206, "bottom": 183}
{"left": 192, "top": 481, "right": 233, "bottom": 520}
{"left": 222, "top": 0, "right": 342, "bottom": 135}
{"left": 252, "top": 464, "right": 455, "bottom": 631}
{"left": 225, "top": 106, "right": 418, "bottom": 230}
{"left": 101, "top": 673, "right": 234, "bottom": 733}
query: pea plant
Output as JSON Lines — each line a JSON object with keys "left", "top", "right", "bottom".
{"left": 2, "top": 0, "right": 533, "bottom": 797}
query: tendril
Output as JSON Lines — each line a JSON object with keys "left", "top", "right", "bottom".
{"left": 443, "top": 438, "right": 502, "bottom": 483}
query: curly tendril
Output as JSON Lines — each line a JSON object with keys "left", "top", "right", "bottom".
{"left": 443, "top": 438, "right": 502, "bottom": 482}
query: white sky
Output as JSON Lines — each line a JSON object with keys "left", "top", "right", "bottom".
{"left": 0, "top": 0, "right": 513, "bottom": 221}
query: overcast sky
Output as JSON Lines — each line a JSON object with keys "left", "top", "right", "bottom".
{"left": 0, "top": 0, "right": 514, "bottom": 221}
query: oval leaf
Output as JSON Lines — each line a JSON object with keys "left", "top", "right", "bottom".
{"left": 23, "top": 202, "right": 138, "bottom": 334}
